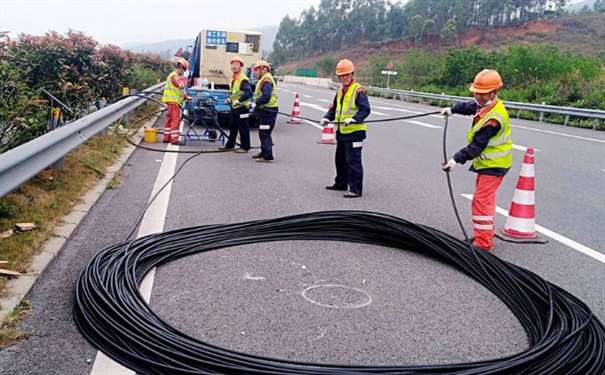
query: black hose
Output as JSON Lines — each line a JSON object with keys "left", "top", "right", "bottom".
{"left": 74, "top": 211, "right": 605, "bottom": 374}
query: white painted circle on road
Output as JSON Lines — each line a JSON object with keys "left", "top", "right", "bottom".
{"left": 301, "top": 284, "right": 372, "bottom": 309}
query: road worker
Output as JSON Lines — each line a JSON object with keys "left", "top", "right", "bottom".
{"left": 320, "top": 59, "right": 371, "bottom": 198}
{"left": 441, "top": 69, "right": 512, "bottom": 251}
{"left": 251, "top": 60, "right": 278, "bottom": 163}
{"left": 221, "top": 56, "right": 253, "bottom": 152}
{"left": 161, "top": 57, "right": 189, "bottom": 145}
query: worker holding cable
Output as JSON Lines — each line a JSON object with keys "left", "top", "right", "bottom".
{"left": 161, "top": 57, "right": 189, "bottom": 145}
{"left": 251, "top": 60, "right": 278, "bottom": 163}
{"left": 320, "top": 59, "right": 371, "bottom": 198}
{"left": 441, "top": 69, "right": 512, "bottom": 251}
{"left": 221, "top": 56, "right": 253, "bottom": 152}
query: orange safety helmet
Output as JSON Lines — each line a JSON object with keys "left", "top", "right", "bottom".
{"left": 176, "top": 57, "right": 189, "bottom": 70}
{"left": 469, "top": 69, "right": 503, "bottom": 94}
{"left": 335, "top": 59, "right": 355, "bottom": 76}
{"left": 252, "top": 60, "right": 271, "bottom": 71}
{"left": 230, "top": 56, "right": 245, "bottom": 67}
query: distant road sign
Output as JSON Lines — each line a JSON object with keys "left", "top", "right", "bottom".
{"left": 386, "top": 63, "right": 394, "bottom": 70}
{"left": 381, "top": 70, "right": 398, "bottom": 75}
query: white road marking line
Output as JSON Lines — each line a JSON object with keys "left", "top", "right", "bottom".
{"left": 300, "top": 101, "right": 328, "bottom": 112}
{"left": 461, "top": 194, "right": 605, "bottom": 264}
{"left": 404, "top": 120, "right": 441, "bottom": 129}
{"left": 371, "top": 111, "right": 389, "bottom": 116}
{"left": 512, "top": 144, "right": 541, "bottom": 152}
{"left": 90, "top": 144, "right": 179, "bottom": 375}
{"left": 302, "top": 94, "right": 312, "bottom": 98}
{"left": 317, "top": 98, "right": 330, "bottom": 103}
{"left": 511, "top": 124, "right": 605, "bottom": 144}
{"left": 303, "top": 119, "right": 323, "bottom": 129}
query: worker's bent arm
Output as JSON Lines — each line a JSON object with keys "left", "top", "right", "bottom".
{"left": 239, "top": 80, "right": 253, "bottom": 103}
{"left": 171, "top": 74, "right": 182, "bottom": 88}
{"left": 451, "top": 100, "right": 478, "bottom": 116}
{"left": 453, "top": 121, "right": 501, "bottom": 164}
{"left": 353, "top": 90, "right": 371, "bottom": 122}
{"left": 255, "top": 81, "right": 273, "bottom": 106}
{"left": 324, "top": 96, "right": 338, "bottom": 121}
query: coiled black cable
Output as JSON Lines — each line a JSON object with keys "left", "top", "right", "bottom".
{"left": 73, "top": 210, "right": 605, "bottom": 374}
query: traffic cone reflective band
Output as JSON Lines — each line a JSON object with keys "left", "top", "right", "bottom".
{"left": 287, "top": 93, "right": 301, "bottom": 124}
{"left": 318, "top": 123, "right": 336, "bottom": 144}
{"left": 502, "top": 148, "right": 537, "bottom": 239}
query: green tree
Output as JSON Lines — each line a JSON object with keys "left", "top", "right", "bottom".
{"left": 440, "top": 19, "right": 457, "bottom": 45}
{"left": 409, "top": 14, "right": 425, "bottom": 42}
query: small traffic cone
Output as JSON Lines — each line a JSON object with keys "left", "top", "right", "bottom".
{"left": 318, "top": 123, "right": 336, "bottom": 144}
{"left": 287, "top": 93, "right": 301, "bottom": 124}
{"left": 502, "top": 148, "right": 537, "bottom": 239}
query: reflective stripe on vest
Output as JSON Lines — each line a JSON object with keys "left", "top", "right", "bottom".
{"left": 466, "top": 99, "right": 512, "bottom": 170}
{"left": 253, "top": 73, "right": 278, "bottom": 108}
{"left": 335, "top": 82, "right": 367, "bottom": 134}
{"left": 162, "top": 71, "right": 183, "bottom": 104}
{"left": 230, "top": 73, "right": 251, "bottom": 109}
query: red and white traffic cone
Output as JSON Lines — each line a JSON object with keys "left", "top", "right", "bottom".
{"left": 287, "top": 93, "right": 301, "bottom": 124}
{"left": 502, "top": 148, "right": 537, "bottom": 239}
{"left": 318, "top": 123, "right": 336, "bottom": 144}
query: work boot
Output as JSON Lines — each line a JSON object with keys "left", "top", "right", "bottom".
{"left": 252, "top": 152, "right": 263, "bottom": 159}
{"left": 234, "top": 148, "right": 249, "bottom": 153}
{"left": 325, "top": 184, "right": 347, "bottom": 191}
{"left": 219, "top": 146, "right": 234, "bottom": 151}
{"left": 256, "top": 158, "right": 273, "bottom": 163}
{"left": 343, "top": 192, "right": 362, "bottom": 198}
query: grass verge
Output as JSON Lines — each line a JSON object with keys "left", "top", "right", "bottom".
{"left": 0, "top": 300, "right": 32, "bottom": 348}
{"left": 0, "top": 104, "right": 160, "bottom": 297}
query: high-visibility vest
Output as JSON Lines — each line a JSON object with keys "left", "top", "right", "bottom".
{"left": 161, "top": 71, "right": 183, "bottom": 104}
{"left": 253, "top": 73, "right": 278, "bottom": 109}
{"left": 229, "top": 73, "right": 251, "bottom": 109}
{"left": 467, "top": 99, "right": 512, "bottom": 170}
{"left": 335, "top": 82, "right": 367, "bottom": 134}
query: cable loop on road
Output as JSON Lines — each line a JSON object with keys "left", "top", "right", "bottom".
{"left": 74, "top": 211, "right": 605, "bottom": 375}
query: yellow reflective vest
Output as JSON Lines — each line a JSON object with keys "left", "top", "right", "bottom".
{"left": 229, "top": 73, "right": 251, "bottom": 109}
{"left": 161, "top": 71, "right": 183, "bottom": 105}
{"left": 335, "top": 82, "right": 367, "bottom": 134}
{"left": 253, "top": 73, "right": 278, "bottom": 109}
{"left": 467, "top": 99, "right": 512, "bottom": 170}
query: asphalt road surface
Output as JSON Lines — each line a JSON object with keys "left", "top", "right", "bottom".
{"left": 1, "top": 82, "right": 603, "bottom": 374}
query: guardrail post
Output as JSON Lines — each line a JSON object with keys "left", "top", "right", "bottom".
{"left": 97, "top": 99, "right": 108, "bottom": 136}
{"left": 593, "top": 119, "right": 600, "bottom": 130}
{"left": 539, "top": 102, "right": 545, "bottom": 122}
{"left": 121, "top": 87, "right": 131, "bottom": 127}
{"left": 564, "top": 115, "right": 570, "bottom": 127}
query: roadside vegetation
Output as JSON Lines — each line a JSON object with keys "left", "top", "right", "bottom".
{"left": 0, "top": 30, "right": 170, "bottom": 153}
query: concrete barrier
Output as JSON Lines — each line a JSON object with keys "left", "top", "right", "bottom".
{"left": 283, "top": 75, "right": 337, "bottom": 89}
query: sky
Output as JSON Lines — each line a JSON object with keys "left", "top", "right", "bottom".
{"left": 1, "top": 0, "right": 320, "bottom": 45}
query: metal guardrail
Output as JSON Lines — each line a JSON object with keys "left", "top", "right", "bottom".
{"left": 0, "top": 83, "right": 163, "bottom": 198}
{"left": 367, "top": 86, "right": 605, "bottom": 128}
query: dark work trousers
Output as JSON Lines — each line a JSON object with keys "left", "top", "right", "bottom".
{"left": 334, "top": 140, "right": 364, "bottom": 194}
{"left": 255, "top": 108, "right": 278, "bottom": 160}
{"left": 225, "top": 106, "right": 250, "bottom": 150}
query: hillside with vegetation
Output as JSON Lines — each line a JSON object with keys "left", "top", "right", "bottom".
{"left": 270, "top": 1, "right": 605, "bottom": 120}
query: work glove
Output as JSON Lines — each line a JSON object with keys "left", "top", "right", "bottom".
{"left": 441, "top": 107, "right": 452, "bottom": 117}
{"left": 343, "top": 118, "right": 354, "bottom": 125}
{"left": 224, "top": 98, "right": 231, "bottom": 104}
{"left": 319, "top": 118, "right": 330, "bottom": 127}
{"left": 250, "top": 102, "right": 256, "bottom": 110}
{"left": 442, "top": 159, "right": 457, "bottom": 172}
{"left": 232, "top": 99, "right": 240, "bottom": 107}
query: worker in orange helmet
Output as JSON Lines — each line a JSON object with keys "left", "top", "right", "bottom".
{"left": 161, "top": 57, "right": 189, "bottom": 145}
{"left": 441, "top": 69, "right": 513, "bottom": 251}
{"left": 251, "top": 60, "right": 279, "bottom": 163}
{"left": 320, "top": 59, "right": 371, "bottom": 198}
{"left": 221, "top": 56, "right": 253, "bottom": 152}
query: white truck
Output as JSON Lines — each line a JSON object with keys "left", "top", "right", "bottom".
{"left": 189, "top": 29, "right": 262, "bottom": 90}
